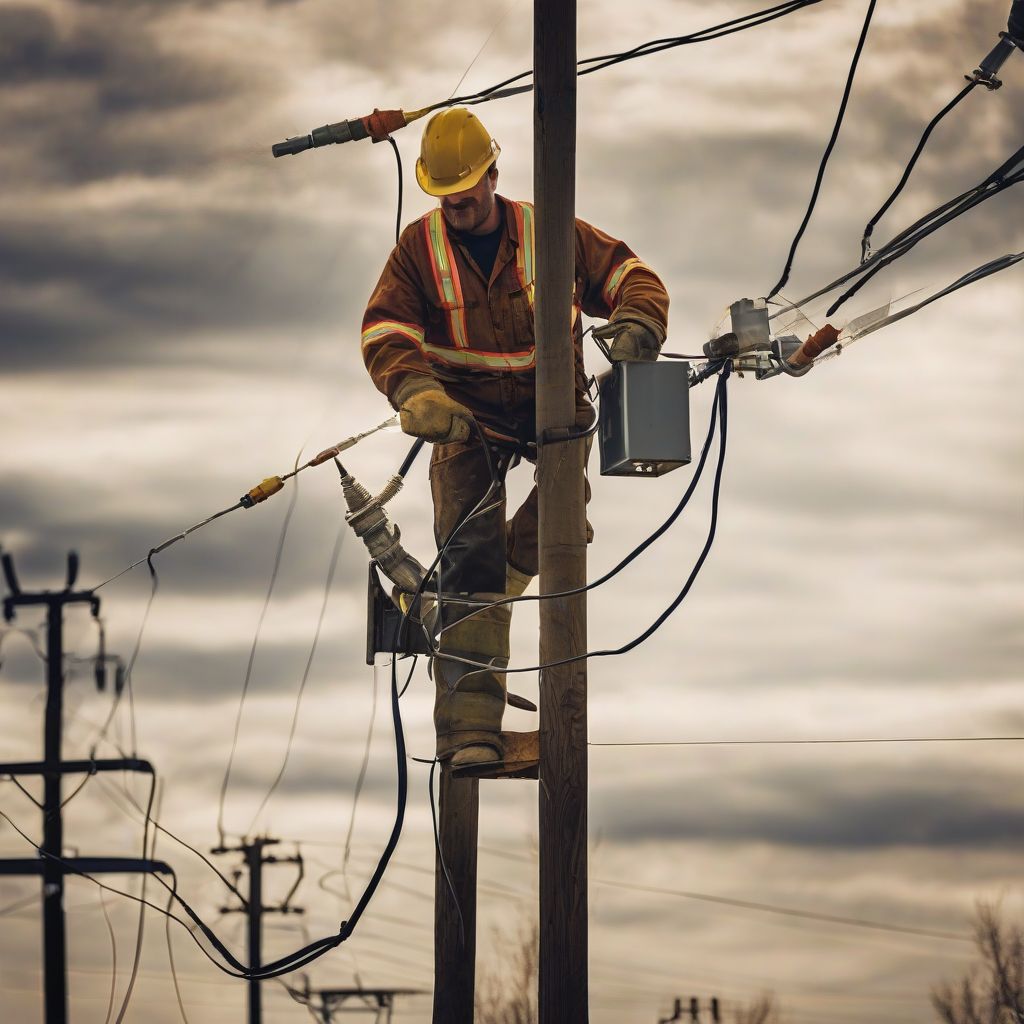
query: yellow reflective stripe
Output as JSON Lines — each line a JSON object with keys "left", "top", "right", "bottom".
{"left": 513, "top": 201, "right": 536, "bottom": 309}
{"left": 361, "top": 320, "right": 425, "bottom": 347}
{"left": 421, "top": 342, "right": 535, "bottom": 371}
{"left": 425, "top": 209, "right": 469, "bottom": 349}
{"left": 603, "top": 256, "right": 654, "bottom": 304}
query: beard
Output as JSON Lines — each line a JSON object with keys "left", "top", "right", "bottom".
{"left": 442, "top": 194, "right": 493, "bottom": 233}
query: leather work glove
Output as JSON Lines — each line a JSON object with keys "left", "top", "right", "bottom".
{"left": 593, "top": 317, "right": 661, "bottom": 362}
{"left": 394, "top": 378, "right": 474, "bottom": 444}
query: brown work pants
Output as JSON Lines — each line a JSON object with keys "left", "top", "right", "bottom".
{"left": 428, "top": 436, "right": 590, "bottom": 757}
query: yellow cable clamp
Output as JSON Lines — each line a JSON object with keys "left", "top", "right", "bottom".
{"left": 242, "top": 476, "right": 285, "bottom": 507}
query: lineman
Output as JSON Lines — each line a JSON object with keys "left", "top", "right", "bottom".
{"left": 361, "top": 108, "right": 669, "bottom": 768}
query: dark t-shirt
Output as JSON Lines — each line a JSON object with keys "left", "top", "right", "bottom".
{"left": 452, "top": 203, "right": 506, "bottom": 282}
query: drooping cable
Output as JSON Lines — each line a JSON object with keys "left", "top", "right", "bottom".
{"left": 0, "top": 893, "right": 38, "bottom": 917}
{"left": 860, "top": 80, "right": 978, "bottom": 262}
{"left": 766, "top": 0, "right": 877, "bottom": 301}
{"left": 431, "top": 365, "right": 729, "bottom": 672}
{"left": 825, "top": 157, "right": 1024, "bottom": 316}
{"left": 216, "top": 459, "right": 302, "bottom": 844}
{"left": 397, "top": 656, "right": 418, "bottom": 699}
{"left": 165, "top": 886, "right": 191, "bottom": 1024}
{"left": 769, "top": 142, "right": 1024, "bottom": 322}
{"left": 112, "top": 772, "right": 157, "bottom": 1024}
{"left": 123, "top": 554, "right": 157, "bottom": 757}
{"left": 818, "top": 250, "right": 1024, "bottom": 358}
{"left": 245, "top": 516, "right": 346, "bottom": 834}
{"left": 340, "top": 661, "right": 381, "bottom": 901}
{"left": 99, "top": 888, "right": 118, "bottom": 1024}
{"left": 92, "top": 417, "right": 396, "bottom": 592}
{"left": 429, "top": 755, "right": 464, "bottom": 945}
{"left": 433, "top": 0, "right": 826, "bottom": 112}
{"left": 87, "top": 766, "right": 245, "bottom": 904}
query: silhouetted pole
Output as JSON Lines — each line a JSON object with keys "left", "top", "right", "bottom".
{"left": 1, "top": 550, "right": 172, "bottom": 1024}
{"left": 534, "top": 1, "right": 588, "bottom": 1022}
{"left": 212, "top": 836, "right": 304, "bottom": 1024}
{"left": 246, "top": 840, "right": 264, "bottom": 1024}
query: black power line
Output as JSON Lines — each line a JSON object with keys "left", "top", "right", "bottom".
{"left": 766, "top": 0, "right": 878, "bottom": 301}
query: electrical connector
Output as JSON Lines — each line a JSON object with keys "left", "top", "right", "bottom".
{"left": 241, "top": 476, "right": 285, "bottom": 507}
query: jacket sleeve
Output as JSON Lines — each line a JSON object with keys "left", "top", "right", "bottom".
{"left": 574, "top": 217, "right": 670, "bottom": 341}
{"left": 361, "top": 226, "right": 435, "bottom": 406}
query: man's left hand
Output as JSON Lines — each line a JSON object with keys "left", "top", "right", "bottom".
{"left": 593, "top": 319, "right": 661, "bottom": 362}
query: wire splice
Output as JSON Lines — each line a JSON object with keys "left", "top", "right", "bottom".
{"left": 240, "top": 476, "right": 284, "bottom": 508}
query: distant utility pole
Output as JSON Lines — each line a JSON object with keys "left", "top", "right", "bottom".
{"left": 534, "top": 0, "right": 587, "bottom": 1022}
{"left": 212, "top": 836, "right": 304, "bottom": 1024}
{"left": 296, "top": 982, "right": 425, "bottom": 1024}
{"left": 660, "top": 996, "right": 721, "bottom": 1023}
{"left": 0, "top": 549, "right": 172, "bottom": 1024}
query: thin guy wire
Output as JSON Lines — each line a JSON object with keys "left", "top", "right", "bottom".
{"left": 341, "top": 662, "right": 380, "bottom": 900}
{"left": 596, "top": 878, "right": 969, "bottom": 942}
{"left": 445, "top": 0, "right": 518, "bottom": 101}
{"left": 99, "top": 887, "right": 118, "bottom": 1024}
{"left": 589, "top": 736, "right": 1024, "bottom": 747}
{"left": 217, "top": 454, "right": 302, "bottom": 844}
{"left": 245, "top": 516, "right": 346, "bottom": 833}
{"left": 112, "top": 773, "right": 158, "bottom": 1024}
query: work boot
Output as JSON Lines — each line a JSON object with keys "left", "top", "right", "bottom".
{"left": 433, "top": 564, "right": 534, "bottom": 765}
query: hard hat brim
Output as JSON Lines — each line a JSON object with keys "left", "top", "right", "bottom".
{"left": 415, "top": 141, "right": 501, "bottom": 197}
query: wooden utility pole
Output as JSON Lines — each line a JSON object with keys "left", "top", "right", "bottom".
{"left": 534, "top": 1, "right": 587, "bottom": 1022}
{"left": 429, "top": 3, "right": 583, "bottom": 1018}
{"left": 431, "top": 771, "right": 479, "bottom": 1024}
{"left": 211, "top": 836, "right": 305, "bottom": 1024}
{"left": 0, "top": 550, "right": 172, "bottom": 1024}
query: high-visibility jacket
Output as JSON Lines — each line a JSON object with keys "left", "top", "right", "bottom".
{"left": 361, "top": 195, "right": 669, "bottom": 434}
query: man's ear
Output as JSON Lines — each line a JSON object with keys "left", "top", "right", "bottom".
{"left": 488, "top": 164, "right": 499, "bottom": 186}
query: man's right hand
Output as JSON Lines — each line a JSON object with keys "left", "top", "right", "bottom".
{"left": 395, "top": 381, "right": 474, "bottom": 443}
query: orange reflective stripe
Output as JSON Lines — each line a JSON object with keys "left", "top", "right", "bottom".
{"left": 424, "top": 209, "right": 469, "bottom": 348}
{"left": 603, "top": 256, "right": 655, "bottom": 305}
{"left": 361, "top": 320, "right": 425, "bottom": 348}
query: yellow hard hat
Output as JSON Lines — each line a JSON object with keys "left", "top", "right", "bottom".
{"left": 415, "top": 108, "right": 500, "bottom": 197}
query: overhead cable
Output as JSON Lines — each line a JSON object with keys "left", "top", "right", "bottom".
{"left": 216, "top": 464, "right": 301, "bottom": 846}
{"left": 769, "top": 142, "right": 1024, "bottom": 322}
{"left": 765, "top": 0, "right": 877, "bottom": 301}
{"left": 6, "top": 658, "right": 409, "bottom": 981}
{"left": 428, "top": 366, "right": 725, "bottom": 644}
{"left": 272, "top": 0, "right": 826, "bottom": 157}
{"left": 93, "top": 417, "right": 396, "bottom": 591}
{"left": 590, "top": 735, "right": 1024, "bottom": 747}
{"left": 244, "top": 515, "right": 346, "bottom": 835}
{"left": 859, "top": 80, "right": 979, "bottom": 262}
{"left": 476, "top": 844, "right": 969, "bottom": 943}
{"left": 596, "top": 878, "right": 970, "bottom": 942}
{"left": 425, "top": 364, "right": 731, "bottom": 677}
{"left": 814, "top": 250, "right": 1024, "bottom": 363}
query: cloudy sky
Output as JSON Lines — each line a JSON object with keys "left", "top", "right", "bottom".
{"left": 1, "top": 0, "right": 1022, "bottom": 1021}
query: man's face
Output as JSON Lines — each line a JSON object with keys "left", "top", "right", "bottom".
{"left": 441, "top": 167, "right": 498, "bottom": 234}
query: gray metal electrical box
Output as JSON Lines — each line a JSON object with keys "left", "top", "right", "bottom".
{"left": 597, "top": 360, "right": 691, "bottom": 477}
